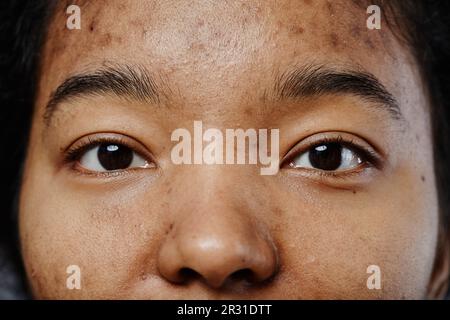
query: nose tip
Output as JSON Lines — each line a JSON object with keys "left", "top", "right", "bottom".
{"left": 157, "top": 230, "right": 279, "bottom": 289}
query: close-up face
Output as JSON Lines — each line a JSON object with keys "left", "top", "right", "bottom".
{"left": 17, "top": 0, "right": 448, "bottom": 299}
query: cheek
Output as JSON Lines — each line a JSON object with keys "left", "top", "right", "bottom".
{"left": 277, "top": 165, "right": 438, "bottom": 299}
{"left": 19, "top": 175, "right": 167, "bottom": 299}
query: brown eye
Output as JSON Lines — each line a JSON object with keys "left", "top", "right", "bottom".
{"left": 79, "top": 143, "right": 150, "bottom": 172}
{"left": 97, "top": 144, "right": 133, "bottom": 170}
{"left": 289, "top": 142, "right": 363, "bottom": 171}
{"left": 309, "top": 143, "right": 344, "bottom": 171}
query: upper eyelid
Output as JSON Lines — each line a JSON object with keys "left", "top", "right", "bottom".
{"left": 63, "top": 134, "right": 155, "bottom": 165}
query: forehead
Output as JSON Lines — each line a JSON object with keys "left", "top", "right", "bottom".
{"left": 44, "top": 1, "right": 399, "bottom": 67}
{"left": 40, "top": 0, "right": 418, "bottom": 114}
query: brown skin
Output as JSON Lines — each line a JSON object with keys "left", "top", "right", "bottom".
{"left": 19, "top": 0, "right": 449, "bottom": 299}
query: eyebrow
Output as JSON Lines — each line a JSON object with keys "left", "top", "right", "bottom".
{"left": 43, "top": 64, "right": 161, "bottom": 125}
{"left": 274, "top": 64, "right": 403, "bottom": 120}
{"left": 44, "top": 63, "right": 403, "bottom": 126}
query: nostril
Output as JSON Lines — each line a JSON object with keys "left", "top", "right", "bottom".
{"left": 178, "top": 267, "right": 201, "bottom": 283}
{"left": 228, "top": 268, "right": 255, "bottom": 283}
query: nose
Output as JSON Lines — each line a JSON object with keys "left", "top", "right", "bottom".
{"left": 157, "top": 191, "right": 279, "bottom": 289}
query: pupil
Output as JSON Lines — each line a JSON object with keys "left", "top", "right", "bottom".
{"left": 97, "top": 144, "right": 133, "bottom": 170}
{"left": 309, "top": 143, "right": 342, "bottom": 171}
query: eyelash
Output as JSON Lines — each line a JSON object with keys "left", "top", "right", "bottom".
{"left": 63, "top": 134, "right": 382, "bottom": 181}
{"left": 63, "top": 135, "right": 151, "bottom": 174}
{"left": 282, "top": 135, "right": 383, "bottom": 178}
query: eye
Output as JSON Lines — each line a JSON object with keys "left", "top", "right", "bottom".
{"left": 78, "top": 143, "right": 150, "bottom": 172}
{"left": 288, "top": 142, "right": 364, "bottom": 172}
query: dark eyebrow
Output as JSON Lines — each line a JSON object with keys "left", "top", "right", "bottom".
{"left": 44, "top": 64, "right": 161, "bottom": 125}
{"left": 274, "top": 64, "right": 403, "bottom": 120}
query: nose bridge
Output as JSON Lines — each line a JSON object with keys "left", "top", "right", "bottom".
{"left": 157, "top": 166, "right": 279, "bottom": 289}
{"left": 170, "top": 164, "right": 257, "bottom": 210}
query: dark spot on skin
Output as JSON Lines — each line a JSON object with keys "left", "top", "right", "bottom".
{"left": 89, "top": 20, "right": 95, "bottom": 32}
{"left": 244, "top": 107, "right": 252, "bottom": 116}
{"left": 167, "top": 187, "right": 172, "bottom": 195}
{"left": 350, "top": 26, "right": 361, "bottom": 39}
{"left": 326, "top": 1, "right": 335, "bottom": 15}
{"left": 49, "top": 42, "right": 67, "bottom": 58}
{"left": 165, "top": 223, "right": 174, "bottom": 235}
{"left": 99, "top": 33, "right": 112, "bottom": 46}
{"left": 289, "top": 25, "right": 305, "bottom": 35}
{"left": 364, "top": 38, "right": 375, "bottom": 50}
{"left": 329, "top": 33, "right": 339, "bottom": 48}
{"left": 421, "top": 176, "right": 426, "bottom": 182}
{"left": 353, "top": 190, "right": 357, "bottom": 194}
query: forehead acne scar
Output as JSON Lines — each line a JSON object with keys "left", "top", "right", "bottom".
{"left": 89, "top": 19, "right": 96, "bottom": 32}
{"left": 325, "top": 0, "right": 336, "bottom": 15}
{"left": 329, "top": 32, "right": 340, "bottom": 48}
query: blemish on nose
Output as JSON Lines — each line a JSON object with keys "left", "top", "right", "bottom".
{"left": 140, "top": 273, "right": 148, "bottom": 281}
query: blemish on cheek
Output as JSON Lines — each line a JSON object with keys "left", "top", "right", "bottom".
{"left": 421, "top": 176, "right": 426, "bottom": 182}
{"left": 272, "top": 206, "right": 283, "bottom": 218}
{"left": 289, "top": 25, "right": 305, "bottom": 35}
{"left": 165, "top": 223, "right": 174, "bottom": 235}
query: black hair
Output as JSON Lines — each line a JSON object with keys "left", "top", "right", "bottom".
{"left": 0, "top": 0, "right": 56, "bottom": 298}
{"left": 0, "top": 0, "right": 449, "bottom": 299}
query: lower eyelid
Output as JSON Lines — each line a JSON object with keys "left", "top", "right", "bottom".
{"left": 285, "top": 163, "right": 378, "bottom": 186}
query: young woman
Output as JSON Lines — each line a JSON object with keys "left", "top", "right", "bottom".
{"left": 1, "top": 0, "right": 449, "bottom": 299}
